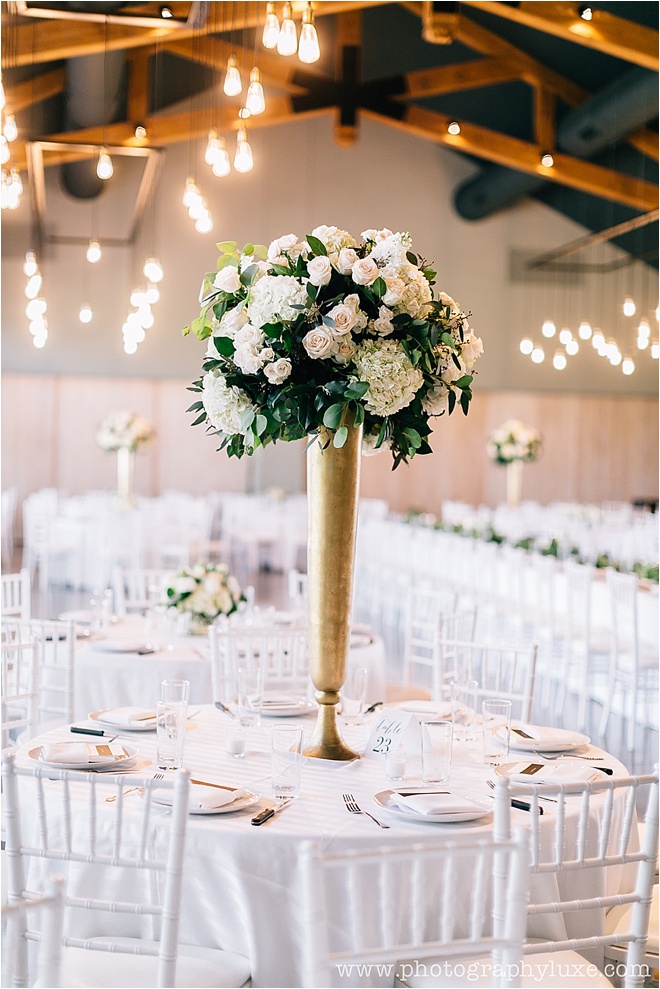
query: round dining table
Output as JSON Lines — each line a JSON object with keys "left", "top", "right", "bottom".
{"left": 15, "top": 706, "right": 632, "bottom": 988}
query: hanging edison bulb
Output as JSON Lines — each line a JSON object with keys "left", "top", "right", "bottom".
{"left": 96, "top": 147, "right": 113, "bottom": 180}
{"left": 224, "top": 55, "right": 242, "bottom": 97}
{"left": 578, "top": 320, "right": 592, "bottom": 340}
{"left": 205, "top": 130, "right": 222, "bottom": 166}
{"left": 0, "top": 135, "right": 10, "bottom": 165}
{"left": 79, "top": 303, "right": 93, "bottom": 324}
{"left": 622, "top": 296, "right": 636, "bottom": 317}
{"left": 541, "top": 319, "right": 556, "bottom": 338}
{"left": 24, "top": 272, "right": 42, "bottom": 299}
{"left": 234, "top": 127, "right": 254, "bottom": 173}
{"left": 143, "top": 257, "right": 164, "bottom": 283}
{"left": 0, "top": 78, "right": 5, "bottom": 112}
{"left": 183, "top": 177, "right": 201, "bottom": 209}
{"left": 211, "top": 138, "right": 231, "bottom": 177}
{"left": 246, "top": 67, "right": 266, "bottom": 115}
{"left": 262, "top": 1, "right": 280, "bottom": 48}
{"left": 4, "top": 113, "right": 17, "bottom": 142}
{"left": 86, "top": 239, "right": 102, "bottom": 264}
{"left": 277, "top": 3, "right": 298, "bottom": 55}
{"left": 298, "top": 3, "right": 320, "bottom": 63}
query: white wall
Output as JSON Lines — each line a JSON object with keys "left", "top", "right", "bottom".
{"left": 2, "top": 114, "right": 658, "bottom": 396}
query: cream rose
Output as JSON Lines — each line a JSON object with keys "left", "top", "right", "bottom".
{"left": 264, "top": 358, "right": 293, "bottom": 385}
{"left": 332, "top": 338, "right": 356, "bottom": 364}
{"left": 383, "top": 277, "right": 405, "bottom": 306}
{"left": 233, "top": 346, "right": 264, "bottom": 375}
{"left": 302, "top": 326, "right": 335, "bottom": 359}
{"left": 326, "top": 303, "right": 357, "bottom": 337}
{"left": 214, "top": 265, "right": 242, "bottom": 294}
{"left": 351, "top": 256, "right": 380, "bottom": 286}
{"left": 235, "top": 324, "right": 264, "bottom": 348}
{"left": 337, "top": 248, "right": 359, "bottom": 275}
{"left": 461, "top": 332, "right": 484, "bottom": 367}
{"left": 306, "top": 255, "right": 333, "bottom": 287}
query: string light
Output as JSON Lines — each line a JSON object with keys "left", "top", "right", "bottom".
{"left": 143, "top": 257, "right": 164, "bottom": 282}
{"left": 96, "top": 147, "right": 113, "bottom": 180}
{"left": 622, "top": 295, "right": 636, "bottom": 317}
{"left": 262, "top": 2, "right": 280, "bottom": 48}
{"left": 234, "top": 127, "right": 254, "bottom": 173}
{"left": 519, "top": 338, "right": 533, "bottom": 355}
{"left": 277, "top": 3, "right": 298, "bottom": 56}
{"left": 541, "top": 319, "right": 556, "bottom": 338}
{"left": 246, "top": 68, "right": 266, "bottom": 115}
{"left": 298, "top": 3, "right": 320, "bottom": 63}
{"left": 79, "top": 303, "right": 93, "bottom": 324}
{"left": 553, "top": 351, "right": 567, "bottom": 370}
{"left": 86, "top": 239, "right": 102, "bottom": 264}
{"left": 224, "top": 55, "right": 242, "bottom": 97}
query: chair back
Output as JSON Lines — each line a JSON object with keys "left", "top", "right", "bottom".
{"left": 2, "top": 752, "right": 190, "bottom": 989}
{"left": 401, "top": 585, "right": 458, "bottom": 690}
{"left": 1, "top": 626, "right": 39, "bottom": 748}
{"left": 1, "top": 569, "right": 31, "bottom": 621}
{"left": 300, "top": 827, "right": 529, "bottom": 988}
{"left": 112, "top": 566, "right": 173, "bottom": 618}
{"left": 493, "top": 770, "right": 659, "bottom": 973}
{"left": 1, "top": 617, "right": 75, "bottom": 729}
{"left": 209, "top": 624, "right": 311, "bottom": 702}
{"left": 2, "top": 873, "right": 66, "bottom": 988}
{"left": 606, "top": 568, "right": 639, "bottom": 668}
{"left": 436, "top": 639, "right": 537, "bottom": 722}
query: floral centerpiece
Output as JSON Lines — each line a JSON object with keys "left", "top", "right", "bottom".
{"left": 184, "top": 226, "right": 483, "bottom": 465}
{"left": 486, "top": 419, "right": 542, "bottom": 465}
{"left": 164, "top": 562, "right": 244, "bottom": 631}
{"left": 96, "top": 411, "right": 155, "bottom": 452}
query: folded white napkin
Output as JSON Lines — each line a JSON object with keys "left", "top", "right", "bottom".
{"left": 262, "top": 695, "right": 301, "bottom": 708}
{"left": 389, "top": 791, "right": 485, "bottom": 816}
{"left": 506, "top": 761, "right": 599, "bottom": 784}
{"left": 98, "top": 707, "right": 156, "bottom": 727}
{"left": 40, "top": 742, "right": 128, "bottom": 765}
{"left": 509, "top": 724, "right": 576, "bottom": 746}
{"left": 154, "top": 782, "right": 249, "bottom": 812}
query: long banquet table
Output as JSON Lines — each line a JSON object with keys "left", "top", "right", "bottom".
{"left": 16, "top": 706, "right": 632, "bottom": 988}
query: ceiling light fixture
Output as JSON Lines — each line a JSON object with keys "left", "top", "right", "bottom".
{"left": 234, "top": 127, "right": 254, "bottom": 173}
{"left": 578, "top": 320, "right": 592, "bottom": 340}
{"left": 96, "top": 147, "right": 113, "bottom": 180}
{"left": 159, "top": 4, "right": 174, "bottom": 17}
{"left": 531, "top": 347, "right": 545, "bottom": 364}
{"left": 298, "top": 3, "right": 321, "bottom": 63}
{"left": 621, "top": 356, "right": 635, "bottom": 376}
{"left": 0, "top": 136, "right": 10, "bottom": 165}
{"left": 262, "top": 2, "right": 280, "bottom": 48}
{"left": 579, "top": 5, "right": 593, "bottom": 21}
{"left": 211, "top": 139, "right": 232, "bottom": 177}
{"left": 23, "top": 252, "right": 38, "bottom": 277}
{"left": 134, "top": 123, "right": 147, "bottom": 140}
{"left": 553, "top": 351, "right": 567, "bottom": 370}
{"left": 224, "top": 55, "right": 243, "bottom": 97}
{"left": 541, "top": 319, "right": 556, "bottom": 338}
{"left": 246, "top": 67, "right": 266, "bottom": 115}
{"left": 540, "top": 151, "right": 554, "bottom": 168}
{"left": 24, "top": 273, "right": 42, "bottom": 299}
{"left": 519, "top": 338, "right": 533, "bottom": 355}
{"left": 79, "top": 303, "right": 93, "bottom": 324}
{"left": 558, "top": 327, "right": 572, "bottom": 345}
{"left": 277, "top": 3, "right": 298, "bottom": 56}
{"left": 565, "top": 339, "right": 579, "bottom": 356}
{"left": 622, "top": 295, "right": 636, "bottom": 317}
{"left": 447, "top": 121, "right": 461, "bottom": 136}
{"left": 3, "top": 113, "right": 17, "bottom": 143}
{"left": 143, "top": 256, "right": 164, "bottom": 283}
{"left": 86, "top": 239, "right": 102, "bottom": 264}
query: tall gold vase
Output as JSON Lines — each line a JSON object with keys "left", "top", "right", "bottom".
{"left": 506, "top": 459, "right": 523, "bottom": 508}
{"left": 303, "top": 420, "right": 362, "bottom": 761}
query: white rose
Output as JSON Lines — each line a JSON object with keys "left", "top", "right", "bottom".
{"left": 371, "top": 305, "right": 394, "bottom": 336}
{"left": 268, "top": 233, "right": 301, "bottom": 262}
{"left": 383, "top": 277, "right": 405, "bottom": 306}
{"left": 326, "top": 303, "right": 357, "bottom": 337}
{"left": 332, "top": 338, "right": 356, "bottom": 364}
{"left": 461, "top": 332, "right": 484, "bottom": 367}
{"left": 173, "top": 576, "right": 197, "bottom": 595}
{"left": 351, "top": 256, "right": 380, "bottom": 286}
{"left": 422, "top": 385, "right": 450, "bottom": 416}
{"left": 235, "top": 324, "right": 264, "bottom": 348}
{"left": 233, "top": 346, "right": 264, "bottom": 374}
{"left": 362, "top": 432, "right": 391, "bottom": 456}
{"left": 264, "top": 358, "right": 293, "bottom": 385}
{"left": 259, "top": 347, "right": 275, "bottom": 362}
{"left": 216, "top": 305, "right": 249, "bottom": 339}
{"left": 441, "top": 360, "right": 464, "bottom": 385}
{"left": 337, "top": 248, "right": 359, "bottom": 274}
{"left": 302, "top": 327, "right": 335, "bottom": 359}
{"left": 306, "top": 255, "right": 333, "bottom": 286}
{"left": 214, "top": 265, "right": 242, "bottom": 294}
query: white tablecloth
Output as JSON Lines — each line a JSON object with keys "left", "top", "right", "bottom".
{"left": 17, "top": 709, "right": 631, "bottom": 988}
{"left": 73, "top": 617, "right": 387, "bottom": 719}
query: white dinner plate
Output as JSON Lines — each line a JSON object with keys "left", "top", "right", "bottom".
{"left": 29, "top": 744, "right": 139, "bottom": 771}
{"left": 87, "top": 710, "right": 157, "bottom": 731}
{"left": 373, "top": 789, "right": 492, "bottom": 824}
{"left": 89, "top": 640, "right": 153, "bottom": 654}
{"left": 152, "top": 784, "right": 261, "bottom": 816}
{"left": 261, "top": 696, "right": 316, "bottom": 717}
{"left": 508, "top": 724, "right": 591, "bottom": 753}
{"left": 388, "top": 700, "right": 453, "bottom": 718}
{"left": 494, "top": 761, "right": 602, "bottom": 785}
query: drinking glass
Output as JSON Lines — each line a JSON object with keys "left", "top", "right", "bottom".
{"left": 156, "top": 699, "right": 187, "bottom": 770}
{"left": 451, "top": 678, "right": 479, "bottom": 742}
{"left": 237, "top": 667, "right": 263, "bottom": 729}
{"left": 161, "top": 679, "right": 190, "bottom": 704}
{"left": 271, "top": 724, "right": 303, "bottom": 800}
{"left": 482, "top": 698, "right": 512, "bottom": 766}
{"left": 341, "top": 667, "right": 368, "bottom": 726}
{"left": 420, "top": 720, "right": 453, "bottom": 785}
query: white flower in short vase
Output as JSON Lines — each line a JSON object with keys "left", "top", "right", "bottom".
{"left": 486, "top": 419, "right": 542, "bottom": 465}
{"left": 164, "top": 562, "right": 245, "bottom": 631}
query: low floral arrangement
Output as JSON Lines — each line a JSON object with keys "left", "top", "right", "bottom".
{"left": 486, "top": 419, "right": 542, "bottom": 465}
{"left": 185, "top": 226, "right": 483, "bottom": 468}
{"left": 164, "top": 562, "right": 245, "bottom": 626}
{"left": 96, "top": 411, "right": 155, "bottom": 452}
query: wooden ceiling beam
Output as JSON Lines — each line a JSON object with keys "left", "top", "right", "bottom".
{"left": 5, "top": 67, "right": 66, "bottom": 112}
{"left": 399, "top": 58, "right": 521, "bottom": 101}
{"left": 464, "top": 1, "right": 659, "bottom": 72}
{"left": 335, "top": 10, "right": 363, "bottom": 147}
{"left": 161, "top": 37, "right": 316, "bottom": 95}
{"left": 126, "top": 50, "right": 152, "bottom": 125}
{"left": 628, "top": 129, "right": 659, "bottom": 162}
{"left": 366, "top": 103, "right": 659, "bottom": 212}
{"left": 534, "top": 86, "right": 556, "bottom": 152}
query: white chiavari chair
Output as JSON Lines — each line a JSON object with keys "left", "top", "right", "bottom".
{"left": 2, "top": 755, "right": 252, "bottom": 988}
{"left": 2, "top": 873, "right": 66, "bottom": 989}
{"left": 491, "top": 770, "right": 659, "bottom": 988}
{"left": 1, "top": 626, "right": 39, "bottom": 749}
{"left": 386, "top": 585, "right": 459, "bottom": 703}
{"left": 436, "top": 639, "right": 538, "bottom": 722}
{"left": 112, "top": 566, "right": 174, "bottom": 618}
{"left": 209, "top": 623, "right": 311, "bottom": 703}
{"left": 598, "top": 569, "right": 659, "bottom": 751}
{"left": 301, "top": 828, "right": 529, "bottom": 989}
{"left": 1, "top": 569, "right": 31, "bottom": 621}
{"left": 1, "top": 618, "right": 75, "bottom": 733}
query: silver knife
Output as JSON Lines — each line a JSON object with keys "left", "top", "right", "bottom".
{"left": 251, "top": 797, "right": 294, "bottom": 825}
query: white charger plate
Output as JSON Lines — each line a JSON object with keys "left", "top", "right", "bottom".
{"left": 508, "top": 724, "right": 590, "bottom": 753}
{"left": 29, "top": 743, "right": 139, "bottom": 771}
{"left": 88, "top": 710, "right": 157, "bottom": 731}
{"left": 373, "top": 789, "right": 492, "bottom": 824}
{"left": 261, "top": 697, "right": 316, "bottom": 717}
{"left": 89, "top": 640, "right": 152, "bottom": 654}
{"left": 152, "top": 784, "right": 260, "bottom": 815}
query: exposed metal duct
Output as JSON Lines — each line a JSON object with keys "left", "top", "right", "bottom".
{"left": 454, "top": 67, "right": 659, "bottom": 221}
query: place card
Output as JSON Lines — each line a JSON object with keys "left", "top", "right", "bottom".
{"left": 363, "top": 709, "right": 419, "bottom": 760}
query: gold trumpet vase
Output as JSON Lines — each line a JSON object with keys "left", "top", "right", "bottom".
{"left": 303, "top": 420, "right": 362, "bottom": 761}
{"left": 506, "top": 459, "right": 523, "bottom": 508}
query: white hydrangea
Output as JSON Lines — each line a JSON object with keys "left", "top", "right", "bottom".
{"left": 202, "top": 370, "right": 256, "bottom": 435}
{"left": 362, "top": 432, "right": 392, "bottom": 456}
{"left": 309, "top": 225, "right": 356, "bottom": 262}
{"left": 247, "top": 275, "right": 308, "bottom": 328}
{"left": 422, "top": 384, "right": 450, "bottom": 417}
{"left": 352, "top": 339, "right": 424, "bottom": 416}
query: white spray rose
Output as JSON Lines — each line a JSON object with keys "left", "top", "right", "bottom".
{"left": 235, "top": 324, "right": 265, "bottom": 349}
{"left": 332, "top": 338, "right": 356, "bottom": 364}
{"left": 264, "top": 358, "right": 293, "bottom": 385}
{"left": 214, "top": 265, "right": 242, "bottom": 294}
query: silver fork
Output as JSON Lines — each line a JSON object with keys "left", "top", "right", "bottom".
{"left": 106, "top": 772, "right": 164, "bottom": 803}
{"left": 533, "top": 752, "right": 604, "bottom": 761}
{"left": 342, "top": 792, "right": 390, "bottom": 828}
{"left": 486, "top": 778, "right": 557, "bottom": 802}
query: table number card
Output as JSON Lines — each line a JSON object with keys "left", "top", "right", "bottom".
{"left": 363, "top": 709, "right": 419, "bottom": 759}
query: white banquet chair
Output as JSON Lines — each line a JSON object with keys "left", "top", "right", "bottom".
{"left": 386, "top": 585, "right": 460, "bottom": 703}
{"left": 2, "top": 873, "right": 66, "bottom": 988}
{"left": 2, "top": 755, "right": 252, "bottom": 988}
{"left": 1, "top": 569, "right": 31, "bottom": 621}
{"left": 1, "top": 618, "right": 76, "bottom": 732}
{"left": 300, "top": 828, "right": 529, "bottom": 988}
{"left": 1, "top": 627, "right": 38, "bottom": 749}
{"left": 434, "top": 639, "right": 537, "bottom": 722}
{"left": 112, "top": 566, "right": 174, "bottom": 618}
{"left": 209, "top": 624, "right": 311, "bottom": 702}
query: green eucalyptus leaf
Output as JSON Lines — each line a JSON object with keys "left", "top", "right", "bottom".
{"left": 216, "top": 241, "right": 238, "bottom": 255}
{"left": 454, "top": 374, "right": 473, "bottom": 389}
{"left": 333, "top": 426, "right": 348, "bottom": 448}
{"left": 323, "top": 404, "right": 344, "bottom": 429}
{"left": 306, "top": 234, "right": 327, "bottom": 256}
{"left": 255, "top": 414, "right": 268, "bottom": 436}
